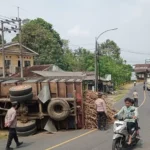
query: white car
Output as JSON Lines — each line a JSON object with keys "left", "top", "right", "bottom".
{"left": 146, "top": 78, "right": 150, "bottom": 90}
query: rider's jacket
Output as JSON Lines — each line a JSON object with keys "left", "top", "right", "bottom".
{"left": 116, "top": 106, "right": 138, "bottom": 123}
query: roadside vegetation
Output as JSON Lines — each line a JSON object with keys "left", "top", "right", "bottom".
{"left": 0, "top": 131, "right": 8, "bottom": 139}
{"left": 108, "top": 83, "right": 133, "bottom": 103}
{"left": 9, "top": 18, "right": 132, "bottom": 87}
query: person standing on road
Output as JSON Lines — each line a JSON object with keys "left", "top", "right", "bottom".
{"left": 134, "top": 81, "right": 136, "bottom": 87}
{"left": 5, "top": 101, "right": 23, "bottom": 150}
{"left": 130, "top": 99, "right": 140, "bottom": 138}
{"left": 143, "top": 84, "right": 146, "bottom": 91}
{"left": 95, "top": 92, "right": 107, "bottom": 130}
{"left": 133, "top": 90, "right": 138, "bottom": 107}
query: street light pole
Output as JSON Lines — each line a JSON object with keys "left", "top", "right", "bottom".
{"left": 95, "top": 28, "right": 118, "bottom": 91}
{"left": 95, "top": 38, "right": 98, "bottom": 91}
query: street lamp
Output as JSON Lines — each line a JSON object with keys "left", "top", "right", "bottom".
{"left": 95, "top": 28, "right": 118, "bottom": 91}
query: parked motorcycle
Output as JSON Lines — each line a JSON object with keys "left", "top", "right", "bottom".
{"left": 112, "top": 118, "right": 140, "bottom": 150}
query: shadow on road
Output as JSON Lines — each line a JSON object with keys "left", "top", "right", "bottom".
{"left": 16, "top": 142, "right": 35, "bottom": 149}
{"left": 122, "top": 140, "right": 143, "bottom": 150}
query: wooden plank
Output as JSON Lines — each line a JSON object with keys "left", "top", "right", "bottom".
{"left": 49, "top": 82, "right": 57, "bottom": 93}
{"left": 58, "top": 82, "right": 66, "bottom": 97}
{"left": 81, "top": 82, "right": 84, "bottom": 128}
{"left": 66, "top": 82, "right": 74, "bottom": 98}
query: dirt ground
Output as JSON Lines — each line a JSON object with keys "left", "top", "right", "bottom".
{"left": 107, "top": 82, "right": 134, "bottom": 104}
{"left": 0, "top": 130, "right": 8, "bottom": 139}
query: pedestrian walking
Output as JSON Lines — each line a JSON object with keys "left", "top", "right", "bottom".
{"left": 95, "top": 92, "right": 107, "bottom": 130}
{"left": 143, "top": 84, "right": 146, "bottom": 91}
{"left": 134, "top": 81, "right": 136, "bottom": 87}
{"left": 133, "top": 90, "right": 138, "bottom": 107}
{"left": 5, "top": 101, "right": 23, "bottom": 150}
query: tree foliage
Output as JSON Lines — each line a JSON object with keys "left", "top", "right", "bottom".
{"left": 62, "top": 40, "right": 94, "bottom": 71}
{"left": 12, "top": 18, "right": 63, "bottom": 67}
{"left": 11, "top": 18, "right": 131, "bottom": 87}
{"left": 99, "top": 56, "right": 132, "bottom": 87}
{"left": 98, "top": 39, "right": 120, "bottom": 59}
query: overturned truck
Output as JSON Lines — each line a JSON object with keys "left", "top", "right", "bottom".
{"left": 0, "top": 78, "right": 84, "bottom": 136}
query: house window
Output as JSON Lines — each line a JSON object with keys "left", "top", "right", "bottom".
{"left": 5, "top": 60, "right": 11, "bottom": 67}
{"left": 24, "top": 61, "right": 31, "bottom": 67}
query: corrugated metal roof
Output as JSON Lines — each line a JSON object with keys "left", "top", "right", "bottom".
{"left": 24, "top": 78, "right": 42, "bottom": 83}
{"left": 32, "top": 71, "right": 86, "bottom": 77}
{"left": 84, "top": 75, "right": 108, "bottom": 81}
{"left": 12, "top": 65, "right": 53, "bottom": 77}
{"left": 2, "top": 80, "right": 19, "bottom": 84}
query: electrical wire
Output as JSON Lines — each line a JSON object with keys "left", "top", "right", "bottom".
{"left": 120, "top": 49, "right": 150, "bottom": 55}
{"left": 70, "top": 43, "right": 150, "bottom": 55}
{"left": 0, "top": 15, "right": 16, "bottom": 20}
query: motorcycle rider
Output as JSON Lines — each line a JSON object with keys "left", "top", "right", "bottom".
{"left": 114, "top": 97, "right": 138, "bottom": 145}
{"left": 133, "top": 90, "right": 138, "bottom": 107}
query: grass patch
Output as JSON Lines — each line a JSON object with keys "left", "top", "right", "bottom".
{"left": 0, "top": 131, "right": 8, "bottom": 140}
{"left": 112, "top": 83, "right": 133, "bottom": 102}
{"left": 113, "top": 90, "right": 129, "bottom": 102}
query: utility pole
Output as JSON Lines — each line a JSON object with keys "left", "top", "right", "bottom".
{"left": 94, "top": 28, "right": 118, "bottom": 91}
{"left": 95, "top": 38, "right": 98, "bottom": 91}
{"left": 18, "top": 7, "right": 23, "bottom": 78}
{"left": 0, "top": 16, "right": 23, "bottom": 78}
{"left": 1, "top": 21, "right": 5, "bottom": 78}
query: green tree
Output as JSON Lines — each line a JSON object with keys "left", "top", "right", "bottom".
{"left": 98, "top": 40, "right": 132, "bottom": 88}
{"left": 12, "top": 18, "right": 63, "bottom": 67}
{"left": 61, "top": 40, "right": 76, "bottom": 71}
{"left": 62, "top": 40, "right": 94, "bottom": 71}
{"left": 98, "top": 39, "right": 120, "bottom": 59}
{"left": 74, "top": 48, "right": 94, "bottom": 71}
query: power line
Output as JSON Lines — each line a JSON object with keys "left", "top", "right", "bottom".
{"left": 70, "top": 43, "right": 94, "bottom": 46}
{"left": 120, "top": 48, "right": 150, "bottom": 55}
{"left": 0, "top": 15, "right": 16, "bottom": 20}
{"left": 69, "top": 42, "right": 150, "bottom": 55}
{"left": 0, "top": 17, "right": 22, "bottom": 77}
{"left": 12, "top": 6, "right": 38, "bottom": 18}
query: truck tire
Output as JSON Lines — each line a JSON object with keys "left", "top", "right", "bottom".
{"left": 17, "top": 127, "right": 37, "bottom": 136}
{"left": 10, "top": 92, "right": 33, "bottom": 103}
{"left": 47, "top": 99, "right": 70, "bottom": 121}
{"left": 16, "top": 120, "right": 36, "bottom": 132}
{"left": 9, "top": 85, "right": 32, "bottom": 96}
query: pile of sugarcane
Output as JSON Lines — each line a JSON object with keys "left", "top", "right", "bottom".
{"left": 84, "top": 90, "right": 117, "bottom": 129}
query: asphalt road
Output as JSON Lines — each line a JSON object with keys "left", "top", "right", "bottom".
{"left": 0, "top": 83, "right": 149, "bottom": 150}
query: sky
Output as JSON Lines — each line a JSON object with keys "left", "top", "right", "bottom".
{"left": 0, "top": 0, "right": 150, "bottom": 65}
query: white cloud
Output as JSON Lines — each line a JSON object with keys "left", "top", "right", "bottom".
{"left": 68, "top": 25, "right": 90, "bottom": 37}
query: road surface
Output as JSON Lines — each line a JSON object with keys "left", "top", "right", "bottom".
{"left": 0, "top": 83, "right": 149, "bottom": 150}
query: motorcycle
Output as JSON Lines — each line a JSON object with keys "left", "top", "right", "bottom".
{"left": 112, "top": 113, "right": 140, "bottom": 150}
